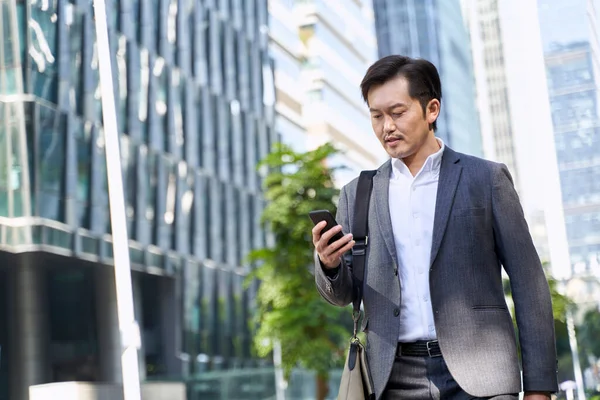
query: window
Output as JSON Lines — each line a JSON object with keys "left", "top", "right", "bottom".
{"left": 75, "top": 119, "right": 92, "bottom": 228}
{"left": 29, "top": 3, "right": 58, "bottom": 102}
{"left": 37, "top": 105, "right": 66, "bottom": 222}
{"left": 154, "top": 57, "right": 169, "bottom": 150}
{"left": 68, "top": 9, "right": 85, "bottom": 116}
{"left": 120, "top": 135, "right": 137, "bottom": 238}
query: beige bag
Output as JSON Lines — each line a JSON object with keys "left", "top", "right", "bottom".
{"left": 337, "top": 170, "right": 376, "bottom": 400}
{"left": 337, "top": 336, "right": 375, "bottom": 400}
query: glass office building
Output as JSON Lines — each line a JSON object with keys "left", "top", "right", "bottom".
{"left": 0, "top": 0, "right": 274, "bottom": 399}
{"left": 538, "top": 0, "right": 600, "bottom": 276}
{"left": 372, "top": 0, "right": 483, "bottom": 156}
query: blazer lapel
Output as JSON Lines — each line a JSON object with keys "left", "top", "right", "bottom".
{"left": 430, "top": 147, "right": 462, "bottom": 267}
{"left": 373, "top": 160, "right": 398, "bottom": 264}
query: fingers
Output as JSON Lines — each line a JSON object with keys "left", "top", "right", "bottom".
{"left": 312, "top": 221, "right": 327, "bottom": 246}
{"left": 313, "top": 224, "right": 342, "bottom": 253}
{"left": 312, "top": 222, "right": 357, "bottom": 267}
{"left": 319, "top": 235, "right": 355, "bottom": 269}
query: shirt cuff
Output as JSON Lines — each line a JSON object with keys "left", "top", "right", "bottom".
{"left": 322, "top": 264, "right": 340, "bottom": 279}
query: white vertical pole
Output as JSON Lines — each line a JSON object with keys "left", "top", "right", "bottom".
{"left": 273, "top": 339, "right": 286, "bottom": 400}
{"left": 566, "top": 309, "right": 586, "bottom": 400}
{"left": 91, "top": 1, "right": 142, "bottom": 400}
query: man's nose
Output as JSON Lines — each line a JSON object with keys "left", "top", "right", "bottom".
{"left": 383, "top": 115, "right": 396, "bottom": 133}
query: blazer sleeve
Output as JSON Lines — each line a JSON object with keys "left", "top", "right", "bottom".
{"left": 491, "top": 163, "right": 558, "bottom": 393}
{"left": 314, "top": 184, "right": 356, "bottom": 307}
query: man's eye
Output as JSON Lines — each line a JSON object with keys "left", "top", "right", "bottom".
{"left": 372, "top": 115, "right": 382, "bottom": 119}
{"left": 392, "top": 112, "right": 403, "bottom": 118}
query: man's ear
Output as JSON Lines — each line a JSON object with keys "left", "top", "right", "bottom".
{"left": 426, "top": 99, "right": 441, "bottom": 125}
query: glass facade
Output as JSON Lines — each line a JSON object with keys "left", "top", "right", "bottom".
{"left": 372, "top": 0, "right": 483, "bottom": 157}
{"left": 0, "top": 0, "right": 274, "bottom": 398}
{"left": 538, "top": 0, "right": 600, "bottom": 275}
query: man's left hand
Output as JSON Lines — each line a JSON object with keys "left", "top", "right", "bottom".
{"left": 524, "top": 393, "right": 551, "bottom": 400}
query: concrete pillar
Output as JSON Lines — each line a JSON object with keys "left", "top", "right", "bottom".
{"left": 160, "top": 277, "right": 182, "bottom": 376}
{"left": 94, "top": 266, "right": 123, "bottom": 383}
{"left": 132, "top": 274, "right": 147, "bottom": 380}
{"left": 8, "top": 260, "right": 49, "bottom": 400}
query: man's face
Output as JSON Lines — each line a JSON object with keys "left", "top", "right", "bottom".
{"left": 367, "top": 76, "right": 439, "bottom": 160}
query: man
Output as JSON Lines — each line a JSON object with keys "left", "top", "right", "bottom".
{"left": 312, "top": 55, "right": 557, "bottom": 400}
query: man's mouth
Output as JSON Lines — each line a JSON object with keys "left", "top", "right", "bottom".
{"left": 385, "top": 136, "right": 403, "bottom": 144}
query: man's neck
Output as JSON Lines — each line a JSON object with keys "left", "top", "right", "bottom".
{"left": 402, "top": 135, "right": 441, "bottom": 176}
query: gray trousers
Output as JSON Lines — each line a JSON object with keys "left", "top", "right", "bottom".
{"left": 382, "top": 354, "right": 519, "bottom": 400}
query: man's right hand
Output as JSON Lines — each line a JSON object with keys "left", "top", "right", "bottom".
{"left": 312, "top": 221, "right": 355, "bottom": 269}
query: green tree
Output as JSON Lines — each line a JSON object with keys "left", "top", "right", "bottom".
{"left": 578, "top": 308, "right": 600, "bottom": 363}
{"left": 246, "top": 143, "right": 350, "bottom": 400}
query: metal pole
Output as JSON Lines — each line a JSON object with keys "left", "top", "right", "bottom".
{"left": 566, "top": 308, "right": 586, "bottom": 400}
{"left": 273, "top": 339, "right": 286, "bottom": 400}
{"left": 91, "top": 1, "right": 142, "bottom": 400}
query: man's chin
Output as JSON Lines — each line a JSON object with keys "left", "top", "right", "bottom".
{"left": 385, "top": 147, "right": 411, "bottom": 159}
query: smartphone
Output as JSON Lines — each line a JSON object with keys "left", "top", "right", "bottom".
{"left": 309, "top": 210, "right": 345, "bottom": 245}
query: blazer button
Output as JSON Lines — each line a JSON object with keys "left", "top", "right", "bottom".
{"left": 393, "top": 308, "right": 400, "bottom": 317}
{"left": 394, "top": 269, "right": 398, "bottom": 276}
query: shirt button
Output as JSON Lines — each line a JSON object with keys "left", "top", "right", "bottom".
{"left": 393, "top": 308, "right": 400, "bottom": 317}
{"left": 413, "top": 212, "right": 419, "bottom": 219}
{"left": 429, "top": 325, "right": 435, "bottom": 332}
{"left": 419, "top": 269, "right": 424, "bottom": 275}
{"left": 423, "top": 296, "right": 428, "bottom": 302}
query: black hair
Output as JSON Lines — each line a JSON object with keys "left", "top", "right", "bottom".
{"left": 360, "top": 55, "right": 442, "bottom": 131}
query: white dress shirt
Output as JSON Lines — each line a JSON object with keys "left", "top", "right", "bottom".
{"left": 389, "top": 139, "right": 445, "bottom": 342}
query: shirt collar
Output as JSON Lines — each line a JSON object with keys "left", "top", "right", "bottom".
{"left": 391, "top": 138, "right": 445, "bottom": 180}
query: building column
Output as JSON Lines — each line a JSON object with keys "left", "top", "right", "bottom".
{"left": 160, "top": 276, "right": 182, "bottom": 376}
{"left": 94, "top": 266, "right": 123, "bottom": 383}
{"left": 8, "top": 260, "right": 49, "bottom": 400}
{"left": 132, "top": 274, "right": 147, "bottom": 381}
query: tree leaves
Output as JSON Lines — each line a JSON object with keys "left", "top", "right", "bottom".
{"left": 246, "top": 143, "right": 351, "bottom": 384}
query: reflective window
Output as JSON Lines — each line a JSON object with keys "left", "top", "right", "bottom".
{"left": 68, "top": 9, "right": 85, "bottom": 115}
{"left": 182, "top": 260, "right": 201, "bottom": 369}
{"left": 192, "top": 173, "right": 207, "bottom": 259}
{"left": 201, "top": 265, "right": 217, "bottom": 356}
{"left": 116, "top": 35, "right": 128, "bottom": 135}
{"left": 175, "top": 164, "right": 193, "bottom": 254}
{"left": 37, "top": 105, "right": 66, "bottom": 222}
{"left": 75, "top": 119, "right": 91, "bottom": 228}
{"left": 29, "top": 3, "right": 58, "bottom": 102}
{"left": 161, "top": 155, "right": 176, "bottom": 248}
{"left": 121, "top": 135, "right": 137, "bottom": 237}
{"left": 171, "top": 69, "right": 185, "bottom": 158}
{"left": 154, "top": 57, "right": 168, "bottom": 149}
{"left": 146, "top": 150, "right": 158, "bottom": 243}
{"left": 89, "top": 127, "right": 109, "bottom": 235}
{"left": 139, "top": 48, "right": 150, "bottom": 141}
{"left": 232, "top": 272, "right": 246, "bottom": 358}
{"left": 218, "top": 268, "right": 232, "bottom": 358}
{"left": 90, "top": 30, "right": 103, "bottom": 124}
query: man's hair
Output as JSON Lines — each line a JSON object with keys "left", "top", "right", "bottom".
{"left": 360, "top": 55, "right": 442, "bottom": 131}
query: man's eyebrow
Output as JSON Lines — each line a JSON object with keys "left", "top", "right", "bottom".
{"left": 369, "top": 102, "right": 407, "bottom": 112}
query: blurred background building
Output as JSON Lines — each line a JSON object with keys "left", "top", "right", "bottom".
{"left": 461, "top": 0, "right": 571, "bottom": 274}
{"left": 0, "top": 0, "right": 274, "bottom": 399}
{"left": 372, "top": 0, "right": 483, "bottom": 157}
{"left": 538, "top": 0, "right": 600, "bottom": 280}
{"left": 270, "top": 0, "right": 385, "bottom": 187}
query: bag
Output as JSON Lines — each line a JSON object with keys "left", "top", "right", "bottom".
{"left": 337, "top": 170, "right": 377, "bottom": 400}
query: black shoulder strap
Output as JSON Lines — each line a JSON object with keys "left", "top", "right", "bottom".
{"left": 351, "top": 170, "right": 377, "bottom": 314}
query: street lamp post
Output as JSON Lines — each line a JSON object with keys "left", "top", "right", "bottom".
{"left": 92, "top": 1, "right": 142, "bottom": 400}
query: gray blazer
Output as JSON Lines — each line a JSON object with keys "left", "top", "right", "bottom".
{"left": 315, "top": 147, "right": 558, "bottom": 399}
